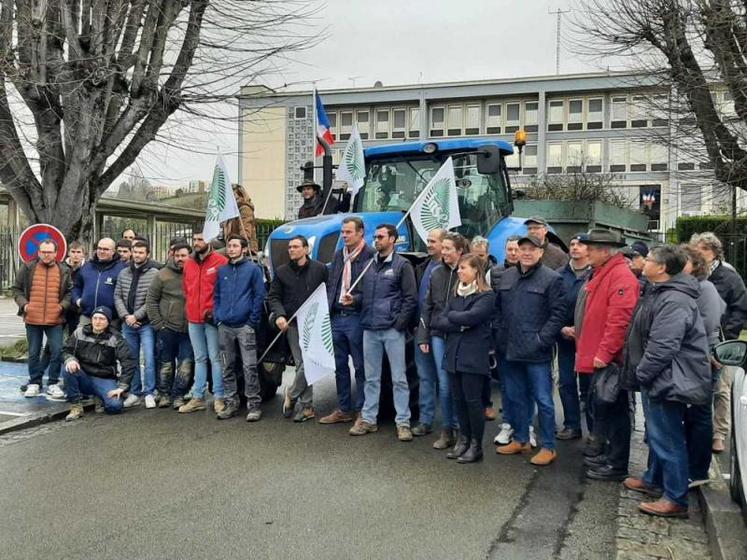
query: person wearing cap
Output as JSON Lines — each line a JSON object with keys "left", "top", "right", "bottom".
{"left": 555, "top": 233, "right": 592, "bottom": 441}
{"left": 622, "top": 241, "right": 649, "bottom": 294}
{"left": 297, "top": 179, "right": 337, "bottom": 219}
{"left": 494, "top": 234, "right": 566, "bottom": 466}
{"left": 523, "top": 216, "right": 569, "bottom": 270}
{"left": 575, "top": 229, "right": 639, "bottom": 482}
{"left": 62, "top": 306, "right": 137, "bottom": 420}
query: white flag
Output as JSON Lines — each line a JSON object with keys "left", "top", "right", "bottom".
{"left": 295, "top": 283, "right": 336, "bottom": 385}
{"left": 409, "top": 156, "right": 462, "bottom": 244}
{"left": 335, "top": 125, "right": 366, "bottom": 197}
{"left": 202, "top": 154, "right": 240, "bottom": 241}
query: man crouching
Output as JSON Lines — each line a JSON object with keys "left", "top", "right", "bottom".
{"left": 63, "top": 306, "right": 137, "bottom": 420}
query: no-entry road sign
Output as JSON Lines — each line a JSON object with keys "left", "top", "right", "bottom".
{"left": 18, "top": 224, "right": 67, "bottom": 263}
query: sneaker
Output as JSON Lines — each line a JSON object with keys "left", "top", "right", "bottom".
{"left": 144, "top": 395, "right": 157, "bottom": 409}
{"left": 411, "top": 423, "right": 432, "bottom": 436}
{"left": 178, "top": 398, "right": 206, "bottom": 414}
{"left": 94, "top": 397, "right": 105, "bottom": 414}
{"left": 123, "top": 394, "right": 142, "bottom": 408}
{"left": 530, "top": 448, "right": 557, "bottom": 466}
{"left": 688, "top": 478, "right": 712, "bottom": 489}
{"left": 493, "top": 423, "right": 514, "bottom": 445}
{"left": 214, "top": 399, "right": 226, "bottom": 414}
{"left": 496, "top": 441, "right": 532, "bottom": 455}
{"left": 556, "top": 427, "right": 583, "bottom": 440}
{"left": 172, "top": 397, "right": 186, "bottom": 410}
{"left": 46, "top": 383, "right": 65, "bottom": 400}
{"left": 282, "top": 386, "right": 295, "bottom": 419}
{"left": 397, "top": 425, "right": 413, "bottom": 442}
{"left": 158, "top": 396, "right": 172, "bottom": 409}
{"left": 484, "top": 407, "right": 497, "bottom": 421}
{"left": 246, "top": 409, "right": 262, "bottom": 422}
{"left": 65, "top": 403, "right": 84, "bottom": 421}
{"left": 319, "top": 409, "right": 355, "bottom": 424}
{"left": 24, "top": 384, "right": 41, "bottom": 398}
{"left": 293, "top": 407, "right": 315, "bottom": 423}
{"left": 217, "top": 404, "right": 238, "bottom": 420}
{"left": 349, "top": 418, "right": 378, "bottom": 436}
{"left": 529, "top": 426, "right": 537, "bottom": 448}
{"left": 433, "top": 428, "right": 457, "bottom": 450}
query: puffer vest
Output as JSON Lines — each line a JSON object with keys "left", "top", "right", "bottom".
{"left": 26, "top": 263, "right": 63, "bottom": 326}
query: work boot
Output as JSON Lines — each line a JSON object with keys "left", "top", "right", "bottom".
{"left": 556, "top": 427, "right": 582, "bottom": 440}
{"left": 457, "top": 439, "right": 483, "bottom": 463}
{"left": 623, "top": 477, "right": 663, "bottom": 497}
{"left": 530, "top": 448, "right": 557, "bottom": 466}
{"left": 397, "top": 425, "right": 413, "bottom": 442}
{"left": 433, "top": 428, "right": 457, "bottom": 450}
{"left": 583, "top": 454, "right": 609, "bottom": 469}
{"left": 217, "top": 402, "right": 238, "bottom": 420}
{"left": 638, "top": 498, "right": 688, "bottom": 518}
{"left": 319, "top": 409, "right": 355, "bottom": 424}
{"left": 585, "top": 464, "right": 628, "bottom": 482}
{"left": 66, "top": 403, "right": 84, "bottom": 421}
{"left": 213, "top": 399, "right": 226, "bottom": 415}
{"left": 158, "top": 396, "right": 172, "bottom": 409}
{"left": 447, "top": 435, "right": 470, "bottom": 459}
{"left": 294, "top": 407, "right": 315, "bottom": 423}
{"left": 349, "top": 418, "right": 378, "bottom": 436}
{"left": 411, "top": 423, "right": 432, "bottom": 437}
{"left": 172, "top": 397, "right": 186, "bottom": 410}
{"left": 496, "top": 440, "right": 532, "bottom": 455}
{"left": 178, "top": 398, "right": 206, "bottom": 414}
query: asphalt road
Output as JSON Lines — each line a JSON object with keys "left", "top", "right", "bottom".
{"left": 0, "top": 373, "right": 620, "bottom": 560}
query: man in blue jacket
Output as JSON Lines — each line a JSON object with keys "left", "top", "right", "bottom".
{"left": 494, "top": 235, "right": 566, "bottom": 466}
{"left": 556, "top": 233, "right": 592, "bottom": 440}
{"left": 73, "top": 237, "right": 126, "bottom": 325}
{"left": 214, "top": 235, "right": 266, "bottom": 421}
{"left": 319, "top": 217, "right": 374, "bottom": 424}
{"left": 350, "top": 224, "right": 417, "bottom": 442}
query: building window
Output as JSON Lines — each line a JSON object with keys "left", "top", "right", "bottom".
{"left": 392, "top": 108, "right": 406, "bottom": 139}
{"left": 294, "top": 106, "right": 307, "bottom": 119}
{"left": 629, "top": 140, "right": 647, "bottom": 171}
{"left": 465, "top": 105, "right": 481, "bottom": 135}
{"left": 610, "top": 140, "right": 627, "bottom": 172}
{"left": 721, "top": 90, "right": 735, "bottom": 115}
{"left": 409, "top": 107, "right": 420, "bottom": 138}
{"left": 339, "top": 111, "right": 353, "bottom": 140}
{"left": 548, "top": 100, "right": 564, "bottom": 131}
{"left": 587, "top": 98, "right": 603, "bottom": 130}
{"left": 486, "top": 104, "right": 502, "bottom": 134}
{"left": 356, "top": 110, "right": 369, "bottom": 139}
{"left": 568, "top": 99, "right": 583, "bottom": 131}
{"left": 630, "top": 96, "right": 648, "bottom": 128}
{"left": 430, "top": 106, "right": 445, "bottom": 137}
{"left": 611, "top": 96, "right": 627, "bottom": 128}
{"left": 524, "top": 102, "right": 538, "bottom": 132}
{"left": 327, "top": 111, "right": 337, "bottom": 130}
{"left": 681, "top": 184, "right": 702, "bottom": 213}
{"left": 586, "top": 140, "right": 602, "bottom": 172}
{"left": 376, "top": 109, "right": 389, "bottom": 139}
{"left": 523, "top": 145, "right": 538, "bottom": 174}
{"left": 547, "top": 143, "right": 563, "bottom": 173}
{"left": 650, "top": 143, "right": 668, "bottom": 171}
{"left": 566, "top": 141, "right": 583, "bottom": 172}
{"left": 505, "top": 102, "right": 520, "bottom": 133}
{"left": 447, "top": 105, "right": 463, "bottom": 136}
{"left": 652, "top": 94, "right": 669, "bottom": 127}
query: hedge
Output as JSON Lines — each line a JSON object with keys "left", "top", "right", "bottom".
{"left": 676, "top": 215, "right": 747, "bottom": 279}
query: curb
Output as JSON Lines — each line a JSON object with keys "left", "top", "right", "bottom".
{"left": 698, "top": 460, "right": 747, "bottom": 560}
{"left": 0, "top": 401, "right": 93, "bottom": 436}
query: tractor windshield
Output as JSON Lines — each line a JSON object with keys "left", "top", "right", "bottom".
{"left": 355, "top": 152, "right": 511, "bottom": 239}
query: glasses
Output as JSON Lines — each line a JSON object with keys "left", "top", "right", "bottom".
{"left": 374, "top": 234, "right": 390, "bottom": 240}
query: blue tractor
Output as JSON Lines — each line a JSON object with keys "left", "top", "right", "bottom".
{"left": 258, "top": 137, "right": 544, "bottom": 413}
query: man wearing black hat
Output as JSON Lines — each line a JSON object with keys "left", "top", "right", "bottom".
{"left": 524, "top": 216, "right": 569, "bottom": 270}
{"left": 62, "top": 306, "right": 137, "bottom": 420}
{"left": 297, "top": 179, "right": 338, "bottom": 219}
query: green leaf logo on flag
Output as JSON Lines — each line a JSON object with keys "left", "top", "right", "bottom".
{"left": 419, "top": 177, "right": 451, "bottom": 232}
{"left": 343, "top": 134, "right": 364, "bottom": 182}
{"left": 303, "top": 302, "right": 318, "bottom": 351}
{"left": 302, "top": 301, "right": 334, "bottom": 355}
{"left": 206, "top": 164, "right": 227, "bottom": 222}
{"left": 320, "top": 312, "right": 333, "bottom": 355}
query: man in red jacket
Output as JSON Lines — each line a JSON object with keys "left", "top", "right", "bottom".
{"left": 575, "top": 229, "right": 639, "bottom": 482}
{"left": 179, "top": 231, "right": 228, "bottom": 415}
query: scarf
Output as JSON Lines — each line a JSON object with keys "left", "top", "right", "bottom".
{"left": 340, "top": 239, "right": 366, "bottom": 303}
{"left": 457, "top": 280, "right": 477, "bottom": 297}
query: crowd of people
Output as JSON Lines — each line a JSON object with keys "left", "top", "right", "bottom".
{"left": 11, "top": 211, "right": 747, "bottom": 520}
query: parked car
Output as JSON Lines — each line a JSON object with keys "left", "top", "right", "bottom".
{"left": 713, "top": 340, "right": 747, "bottom": 518}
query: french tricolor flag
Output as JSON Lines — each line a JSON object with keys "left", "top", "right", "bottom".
{"left": 315, "top": 91, "right": 335, "bottom": 156}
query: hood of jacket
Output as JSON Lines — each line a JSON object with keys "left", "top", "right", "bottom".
{"left": 649, "top": 273, "right": 700, "bottom": 300}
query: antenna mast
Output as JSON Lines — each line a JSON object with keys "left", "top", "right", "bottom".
{"left": 549, "top": 8, "right": 571, "bottom": 75}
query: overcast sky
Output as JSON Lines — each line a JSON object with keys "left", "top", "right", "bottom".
{"left": 131, "top": 0, "right": 595, "bottom": 190}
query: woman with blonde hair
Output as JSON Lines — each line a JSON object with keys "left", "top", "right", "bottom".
{"left": 430, "top": 254, "right": 495, "bottom": 463}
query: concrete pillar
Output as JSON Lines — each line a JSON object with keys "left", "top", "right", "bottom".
{"left": 147, "top": 215, "right": 157, "bottom": 257}
{"left": 419, "top": 94, "right": 427, "bottom": 141}
{"left": 536, "top": 90, "right": 547, "bottom": 174}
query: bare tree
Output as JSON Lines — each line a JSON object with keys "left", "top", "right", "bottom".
{"left": 0, "top": 0, "right": 317, "bottom": 240}
{"left": 572, "top": 0, "right": 747, "bottom": 196}
{"left": 522, "top": 169, "right": 637, "bottom": 209}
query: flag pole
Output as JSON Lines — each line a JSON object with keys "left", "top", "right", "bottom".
{"left": 312, "top": 84, "right": 318, "bottom": 184}
{"left": 257, "top": 283, "right": 320, "bottom": 364}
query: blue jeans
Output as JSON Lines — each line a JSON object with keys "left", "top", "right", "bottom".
{"left": 62, "top": 369, "right": 123, "bottom": 414}
{"left": 496, "top": 353, "right": 533, "bottom": 429}
{"left": 122, "top": 323, "right": 156, "bottom": 397}
{"left": 188, "top": 322, "right": 223, "bottom": 399}
{"left": 557, "top": 341, "right": 581, "bottom": 432}
{"left": 501, "top": 358, "right": 556, "bottom": 450}
{"left": 642, "top": 392, "right": 689, "bottom": 507}
{"left": 332, "top": 314, "right": 366, "bottom": 413}
{"left": 156, "top": 329, "right": 194, "bottom": 400}
{"left": 362, "top": 328, "right": 411, "bottom": 426}
{"left": 26, "top": 324, "right": 63, "bottom": 386}
{"left": 430, "top": 336, "right": 456, "bottom": 429}
{"left": 414, "top": 339, "right": 437, "bottom": 426}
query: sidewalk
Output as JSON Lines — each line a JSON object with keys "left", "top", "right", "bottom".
{"left": 0, "top": 297, "right": 24, "bottom": 349}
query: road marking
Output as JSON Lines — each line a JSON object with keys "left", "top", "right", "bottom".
{"left": 0, "top": 411, "right": 26, "bottom": 417}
